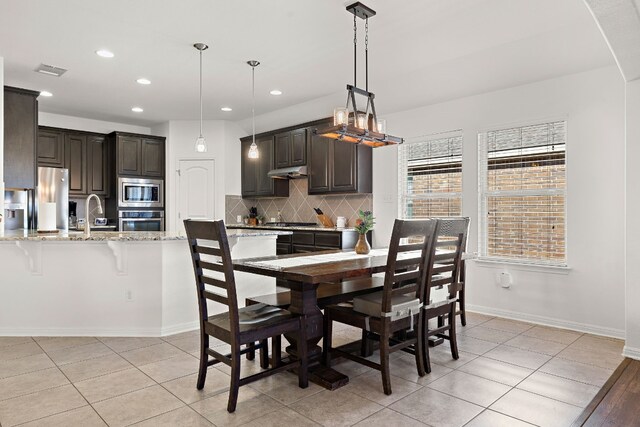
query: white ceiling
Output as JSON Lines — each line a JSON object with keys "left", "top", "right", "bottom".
{"left": 0, "top": 0, "right": 615, "bottom": 127}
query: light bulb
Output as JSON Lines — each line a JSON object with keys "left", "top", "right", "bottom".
{"left": 195, "top": 136, "right": 207, "bottom": 153}
{"left": 376, "top": 119, "right": 387, "bottom": 134}
{"left": 248, "top": 142, "right": 259, "bottom": 159}
{"left": 357, "top": 113, "right": 368, "bottom": 130}
{"left": 334, "top": 107, "right": 348, "bottom": 125}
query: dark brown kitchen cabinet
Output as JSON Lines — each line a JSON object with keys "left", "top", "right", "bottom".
{"left": 110, "top": 132, "right": 165, "bottom": 177}
{"left": 256, "top": 136, "right": 276, "bottom": 195}
{"left": 4, "top": 86, "right": 39, "bottom": 189}
{"left": 274, "top": 128, "right": 307, "bottom": 168}
{"left": 240, "top": 136, "right": 288, "bottom": 198}
{"left": 241, "top": 139, "right": 258, "bottom": 196}
{"left": 87, "top": 135, "right": 108, "bottom": 195}
{"left": 141, "top": 138, "right": 164, "bottom": 176}
{"left": 117, "top": 136, "right": 142, "bottom": 175}
{"left": 274, "top": 132, "right": 291, "bottom": 168}
{"left": 65, "top": 133, "right": 87, "bottom": 195}
{"left": 308, "top": 126, "right": 372, "bottom": 194}
{"left": 37, "top": 128, "right": 64, "bottom": 168}
{"left": 37, "top": 127, "right": 110, "bottom": 197}
{"left": 308, "top": 129, "right": 331, "bottom": 193}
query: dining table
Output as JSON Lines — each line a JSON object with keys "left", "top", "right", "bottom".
{"left": 232, "top": 247, "right": 461, "bottom": 390}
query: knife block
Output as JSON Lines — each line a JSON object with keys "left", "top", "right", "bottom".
{"left": 317, "top": 214, "right": 334, "bottom": 228}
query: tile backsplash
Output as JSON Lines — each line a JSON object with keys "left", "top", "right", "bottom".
{"left": 226, "top": 179, "right": 372, "bottom": 227}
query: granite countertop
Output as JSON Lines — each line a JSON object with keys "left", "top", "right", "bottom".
{"left": 226, "top": 224, "right": 358, "bottom": 232}
{"left": 0, "top": 228, "right": 292, "bottom": 242}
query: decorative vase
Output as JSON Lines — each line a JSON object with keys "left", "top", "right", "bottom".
{"left": 355, "top": 233, "right": 371, "bottom": 255}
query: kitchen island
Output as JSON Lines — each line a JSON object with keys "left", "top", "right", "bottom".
{"left": 0, "top": 229, "right": 291, "bottom": 336}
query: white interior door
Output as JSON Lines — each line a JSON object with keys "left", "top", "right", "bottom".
{"left": 177, "top": 159, "right": 215, "bottom": 235}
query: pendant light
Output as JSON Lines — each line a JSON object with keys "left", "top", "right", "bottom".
{"left": 194, "top": 43, "right": 208, "bottom": 153}
{"left": 315, "top": 2, "right": 403, "bottom": 147}
{"left": 247, "top": 60, "right": 260, "bottom": 159}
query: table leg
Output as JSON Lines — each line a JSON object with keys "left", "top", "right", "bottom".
{"left": 283, "top": 283, "right": 349, "bottom": 390}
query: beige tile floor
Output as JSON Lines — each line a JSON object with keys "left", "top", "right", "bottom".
{"left": 0, "top": 313, "right": 625, "bottom": 427}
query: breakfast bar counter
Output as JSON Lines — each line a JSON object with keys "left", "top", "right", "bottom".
{"left": 0, "top": 228, "right": 290, "bottom": 337}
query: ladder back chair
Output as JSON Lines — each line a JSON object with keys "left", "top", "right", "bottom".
{"left": 184, "top": 219, "right": 308, "bottom": 413}
{"left": 322, "top": 219, "right": 438, "bottom": 395}
{"left": 435, "top": 217, "right": 470, "bottom": 325}
{"left": 422, "top": 217, "right": 467, "bottom": 372}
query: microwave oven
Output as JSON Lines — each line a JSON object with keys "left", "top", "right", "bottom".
{"left": 118, "top": 177, "right": 164, "bottom": 208}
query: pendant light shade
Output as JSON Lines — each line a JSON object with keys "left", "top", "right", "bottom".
{"left": 194, "top": 43, "right": 208, "bottom": 153}
{"left": 247, "top": 60, "right": 260, "bottom": 159}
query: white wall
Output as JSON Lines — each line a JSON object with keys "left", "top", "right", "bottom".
{"left": 154, "top": 120, "right": 246, "bottom": 232}
{"left": 39, "top": 112, "right": 151, "bottom": 135}
{"left": 625, "top": 79, "right": 640, "bottom": 356}
{"left": 374, "top": 66, "right": 626, "bottom": 336}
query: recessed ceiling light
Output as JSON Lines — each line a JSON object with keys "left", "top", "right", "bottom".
{"left": 270, "top": 90, "right": 282, "bottom": 96}
{"left": 136, "top": 78, "right": 151, "bottom": 85}
{"left": 40, "top": 91, "right": 53, "bottom": 97}
{"left": 221, "top": 107, "right": 232, "bottom": 112}
{"left": 131, "top": 107, "right": 144, "bottom": 113}
{"left": 96, "top": 49, "right": 114, "bottom": 58}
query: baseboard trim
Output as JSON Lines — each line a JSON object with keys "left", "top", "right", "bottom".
{"left": 0, "top": 327, "right": 163, "bottom": 337}
{"left": 160, "top": 321, "right": 199, "bottom": 337}
{"left": 622, "top": 346, "right": 640, "bottom": 360}
{"left": 467, "top": 304, "right": 625, "bottom": 339}
{"left": 0, "top": 322, "right": 201, "bottom": 338}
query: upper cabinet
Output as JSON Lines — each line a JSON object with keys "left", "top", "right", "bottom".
{"left": 37, "top": 127, "right": 110, "bottom": 197}
{"left": 110, "top": 132, "right": 165, "bottom": 177}
{"left": 274, "top": 128, "right": 307, "bottom": 169}
{"left": 240, "top": 136, "right": 288, "bottom": 198}
{"left": 37, "top": 128, "right": 64, "bottom": 168}
{"left": 307, "top": 122, "right": 372, "bottom": 195}
{"left": 4, "top": 86, "right": 39, "bottom": 189}
{"left": 239, "top": 118, "right": 372, "bottom": 197}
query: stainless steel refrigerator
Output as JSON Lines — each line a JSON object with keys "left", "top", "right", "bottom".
{"left": 37, "top": 167, "right": 69, "bottom": 231}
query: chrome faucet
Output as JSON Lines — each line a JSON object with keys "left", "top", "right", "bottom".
{"left": 84, "top": 194, "right": 103, "bottom": 237}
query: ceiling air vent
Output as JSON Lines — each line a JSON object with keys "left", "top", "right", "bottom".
{"left": 34, "top": 63, "right": 67, "bottom": 77}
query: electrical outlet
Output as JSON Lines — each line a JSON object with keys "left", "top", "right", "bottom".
{"left": 498, "top": 272, "right": 512, "bottom": 288}
{"left": 125, "top": 289, "right": 134, "bottom": 301}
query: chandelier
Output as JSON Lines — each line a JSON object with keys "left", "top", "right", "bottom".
{"left": 315, "top": 2, "right": 403, "bottom": 147}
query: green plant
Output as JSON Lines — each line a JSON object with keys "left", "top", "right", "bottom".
{"left": 354, "top": 210, "right": 375, "bottom": 235}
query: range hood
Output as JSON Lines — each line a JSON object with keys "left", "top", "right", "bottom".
{"left": 267, "top": 165, "right": 308, "bottom": 179}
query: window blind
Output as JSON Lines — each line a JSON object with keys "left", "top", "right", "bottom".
{"left": 398, "top": 132, "right": 463, "bottom": 219}
{"left": 478, "top": 121, "right": 566, "bottom": 265}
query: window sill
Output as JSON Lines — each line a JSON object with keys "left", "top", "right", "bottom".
{"left": 472, "top": 257, "right": 571, "bottom": 275}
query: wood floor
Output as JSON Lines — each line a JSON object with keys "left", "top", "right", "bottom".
{"left": 573, "top": 358, "right": 640, "bottom": 426}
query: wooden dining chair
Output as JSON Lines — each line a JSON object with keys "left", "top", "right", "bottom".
{"left": 322, "top": 219, "right": 438, "bottom": 395}
{"left": 433, "top": 217, "right": 470, "bottom": 326}
{"left": 183, "top": 219, "right": 308, "bottom": 413}
{"left": 422, "top": 217, "right": 467, "bottom": 372}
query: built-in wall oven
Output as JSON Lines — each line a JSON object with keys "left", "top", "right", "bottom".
{"left": 119, "top": 210, "right": 165, "bottom": 232}
{"left": 118, "top": 177, "right": 164, "bottom": 208}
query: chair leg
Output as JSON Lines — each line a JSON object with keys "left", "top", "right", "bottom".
{"left": 227, "top": 344, "right": 241, "bottom": 413}
{"left": 380, "top": 333, "right": 392, "bottom": 395}
{"left": 245, "top": 299, "right": 257, "bottom": 360}
{"left": 196, "top": 333, "right": 209, "bottom": 390}
{"left": 415, "top": 313, "right": 426, "bottom": 377}
{"left": 459, "top": 288, "right": 467, "bottom": 326}
{"left": 298, "top": 318, "right": 309, "bottom": 388}
{"left": 322, "top": 310, "right": 332, "bottom": 367}
{"left": 272, "top": 336, "right": 282, "bottom": 368}
{"left": 449, "top": 307, "right": 459, "bottom": 360}
{"left": 259, "top": 339, "right": 269, "bottom": 369}
{"left": 246, "top": 342, "right": 256, "bottom": 361}
{"left": 422, "top": 315, "right": 432, "bottom": 374}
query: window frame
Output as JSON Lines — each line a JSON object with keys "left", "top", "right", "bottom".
{"left": 398, "top": 130, "right": 464, "bottom": 220}
{"left": 477, "top": 118, "right": 569, "bottom": 267}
